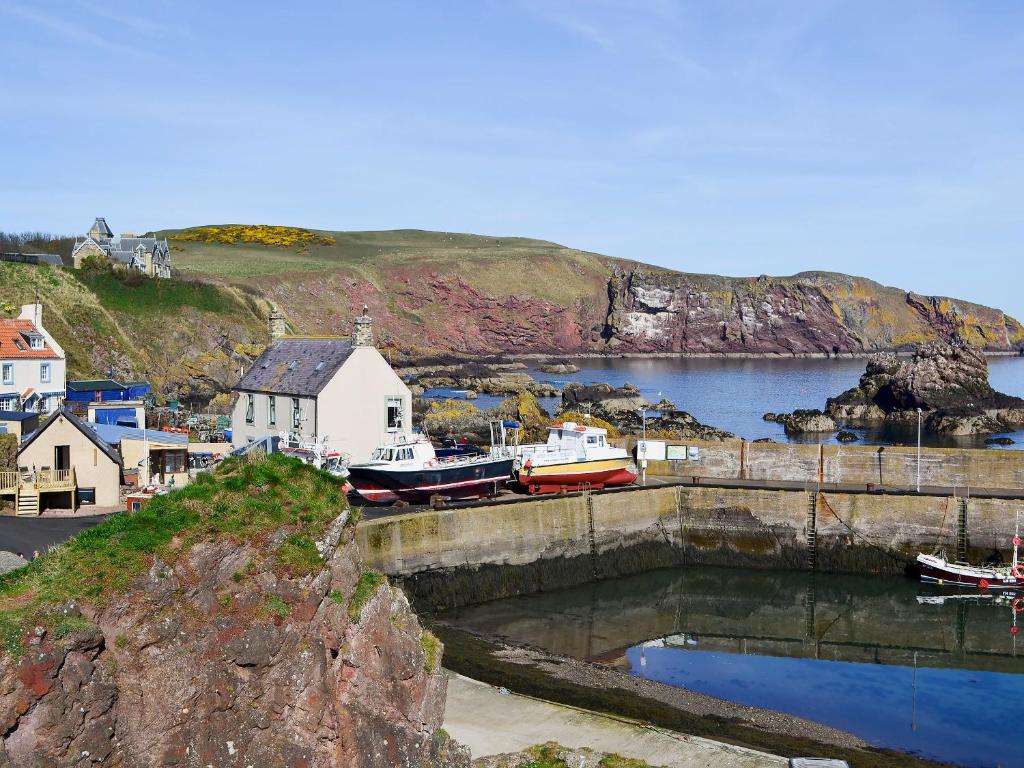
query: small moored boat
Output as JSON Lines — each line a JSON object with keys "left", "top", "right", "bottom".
{"left": 514, "top": 422, "right": 638, "bottom": 494}
{"left": 347, "top": 431, "right": 514, "bottom": 503}
{"left": 917, "top": 515, "right": 1024, "bottom": 590}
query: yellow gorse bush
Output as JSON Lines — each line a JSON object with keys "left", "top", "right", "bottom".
{"left": 171, "top": 225, "right": 335, "bottom": 249}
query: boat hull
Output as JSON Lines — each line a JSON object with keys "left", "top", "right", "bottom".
{"left": 517, "top": 458, "right": 638, "bottom": 494}
{"left": 917, "top": 554, "right": 1024, "bottom": 590}
{"left": 348, "top": 458, "right": 514, "bottom": 503}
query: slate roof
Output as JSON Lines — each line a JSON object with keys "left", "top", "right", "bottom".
{"left": 91, "top": 217, "right": 113, "bottom": 238}
{"left": 235, "top": 337, "right": 355, "bottom": 397}
{"left": 0, "top": 319, "right": 59, "bottom": 360}
{"left": 0, "top": 411, "right": 39, "bottom": 422}
{"left": 19, "top": 408, "right": 123, "bottom": 467}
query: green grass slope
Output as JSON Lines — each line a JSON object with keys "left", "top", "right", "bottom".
{"left": 0, "top": 261, "right": 267, "bottom": 403}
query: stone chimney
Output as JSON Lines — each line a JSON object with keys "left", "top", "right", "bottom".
{"left": 353, "top": 305, "right": 374, "bottom": 347}
{"left": 269, "top": 304, "right": 286, "bottom": 341}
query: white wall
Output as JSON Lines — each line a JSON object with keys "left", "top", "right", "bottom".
{"left": 316, "top": 346, "right": 412, "bottom": 463}
{"left": 0, "top": 305, "right": 67, "bottom": 413}
{"left": 231, "top": 392, "right": 317, "bottom": 447}
{"left": 229, "top": 347, "right": 411, "bottom": 463}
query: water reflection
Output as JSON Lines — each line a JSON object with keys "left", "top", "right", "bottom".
{"left": 442, "top": 567, "right": 1024, "bottom": 767}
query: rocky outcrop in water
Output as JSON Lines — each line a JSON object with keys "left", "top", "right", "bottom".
{"left": 825, "top": 342, "right": 1024, "bottom": 435}
{"left": 767, "top": 409, "right": 839, "bottom": 435}
{"left": 406, "top": 363, "right": 559, "bottom": 397}
{"left": 560, "top": 383, "right": 733, "bottom": 440}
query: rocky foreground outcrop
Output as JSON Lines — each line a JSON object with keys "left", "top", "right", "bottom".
{"left": 818, "top": 342, "right": 1024, "bottom": 435}
{"left": 0, "top": 456, "right": 470, "bottom": 768}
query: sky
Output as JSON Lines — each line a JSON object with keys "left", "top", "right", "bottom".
{"left": 1, "top": 1, "right": 1022, "bottom": 319}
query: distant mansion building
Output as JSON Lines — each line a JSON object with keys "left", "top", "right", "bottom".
{"left": 71, "top": 217, "right": 171, "bottom": 278}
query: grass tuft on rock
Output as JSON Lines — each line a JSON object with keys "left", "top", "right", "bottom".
{"left": 0, "top": 454, "right": 347, "bottom": 656}
{"left": 348, "top": 571, "right": 387, "bottom": 623}
{"left": 420, "top": 629, "right": 441, "bottom": 673}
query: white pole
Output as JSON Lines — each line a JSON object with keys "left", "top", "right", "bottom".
{"left": 640, "top": 407, "right": 647, "bottom": 486}
{"left": 916, "top": 408, "right": 922, "bottom": 493}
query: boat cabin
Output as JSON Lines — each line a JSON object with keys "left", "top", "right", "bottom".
{"left": 545, "top": 422, "right": 609, "bottom": 450}
{"left": 369, "top": 436, "right": 436, "bottom": 466}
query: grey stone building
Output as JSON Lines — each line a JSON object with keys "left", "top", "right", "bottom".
{"left": 71, "top": 217, "right": 172, "bottom": 278}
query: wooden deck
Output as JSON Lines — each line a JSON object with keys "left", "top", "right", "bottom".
{"left": 0, "top": 468, "right": 77, "bottom": 515}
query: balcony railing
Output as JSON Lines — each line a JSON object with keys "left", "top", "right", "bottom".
{"left": 0, "top": 467, "right": 76, "bottom": 494}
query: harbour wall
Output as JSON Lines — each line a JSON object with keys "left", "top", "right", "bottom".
{"left": 624, "top": 439, "right": 1024, "bottom": 491}
{"left": 356, "top": 481, "right": 1023, "bottom": 611}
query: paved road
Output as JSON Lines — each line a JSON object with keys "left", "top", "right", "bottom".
{"left": 0, "top": 514, "right": 109, "bottom": 557}
{"left": 443, "top": 672, "right": 785, "bottom": 767}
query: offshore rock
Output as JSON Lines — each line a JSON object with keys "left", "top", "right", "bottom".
{"left": 0, "top": 518, "right": 469, "bottom": 768}
{"left": 825, "top": 342, "right": 1024, "bottom": 435}
{"left": 560, "top": 383, "right": 732, "bottom": 440}
{"left": 535, "top": 362, "right": 580, "bottom": 374}
{"left": 412, "top": 363, "right": 559, "bottom": 397}
{"left": 777, "top": 409, "right": 838, "bottom": 434}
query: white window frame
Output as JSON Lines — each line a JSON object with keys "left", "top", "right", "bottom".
{"left": 268, "top": 395, "right": 276, "bottom": 426}
{"left": 1, "top": 364, "right": 12, "bottom": 385}
{"left": 386, "top": 396, "right": 403, "bottom": 432}
{"left": 29, "top": 335, "right": 44, "bottom": 350}
{"left": 0, "top": 398, "right": 12, "bottom": 412}
{"left": 40, "top": 362, "right": 50, "bottom": 383}
{"left": 245, "top": 394, "right": 255, "bottom": 424}
{"left": 291, "top": 397, "right": 301, "bottom": 428}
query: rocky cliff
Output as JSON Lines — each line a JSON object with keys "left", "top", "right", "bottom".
{"left": 3, "top": 228, "right": 1022, "bottom": 411}
{"left": 0, "top": 455, "right": 469, "bottom": 768}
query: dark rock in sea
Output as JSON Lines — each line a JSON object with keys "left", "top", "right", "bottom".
{"left": 836, "top": 430, "right": 858, "bottom": 443}
{"left": 775, "top": 409, "right": 838, "bottom": 435}
{"left": 560, "top": 382, "right": 732, "bottom": 440}
{"left": 824, "top": 342, "right": 1024, "bottom": 435}
{"left": 762, "top": 412, "right": 778, "bottom": 422}
{"left": 536, "top": 361, "right": 580, "bottom": 374}
{"left": 985, "top": 436, "right": 1015, "bottom": 446}
{"left": 752, "top": 437, "right": 776, "bottom": 443}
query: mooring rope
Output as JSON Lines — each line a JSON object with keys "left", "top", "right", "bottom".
{"left": 817, "top": 492, "right": 913, "bottom": 567}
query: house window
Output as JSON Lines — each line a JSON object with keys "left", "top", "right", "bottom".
{"left": 0, "top": 398, "right": 12, "bottom": 412}
{"left": 40, "top": 363, "right": 50, "bottom": 383}
{"left": 245, "top": 394, "right": 255, "bottom": 424}
{"left": 268, "top": 396, "right": 276, "bottom": 426}
{"left": 28, "top": 335, "right": 44, "bottom": 350}
{"left": 1, "top": 364, "right": 12, "bottom": 385}
{"left": 291, "top": 397, "right": 301, "bottom": 428}
{"left": 386, "top": 397, "right": 403, "bottom": 432}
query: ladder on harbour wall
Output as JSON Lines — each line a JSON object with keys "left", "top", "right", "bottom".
{"left": 956, "top": 498, "right": 969, "bottom": 564}
{"left": 582, "top": 486, "right": 598, "bottom": 579}
{"left": 806, "top": 491, "right": 818, "bottom": 571}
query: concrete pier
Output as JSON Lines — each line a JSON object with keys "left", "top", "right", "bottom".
{"left": 356, "top": 475, "right": 1024, "bottom": 610}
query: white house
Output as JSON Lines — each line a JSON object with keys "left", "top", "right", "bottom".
{"left": 231, "top": 307, "right": 411, "bottom": 463}
{"left": 0, "top": 304, "right": 66, "bottom": 415}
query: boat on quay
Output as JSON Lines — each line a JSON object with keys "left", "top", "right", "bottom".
{"left": 916, "top": 515, "right": 1024, "bottom": 591}
{"left": 513, "top": 421, "right": 638, "bottom": 494}
{"left": 346, "top": 425, "right": 514, "bottom": 503}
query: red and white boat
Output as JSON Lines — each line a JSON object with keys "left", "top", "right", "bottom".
{"left": 513, "top": 422, "right": 638, "bottom": 494}
{"left": 917, "top": 516, "right": 1024, "bottom": 590}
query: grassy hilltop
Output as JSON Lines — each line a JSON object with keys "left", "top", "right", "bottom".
{"left": 1, "top": 225, "right": 1020, "bottom": 407}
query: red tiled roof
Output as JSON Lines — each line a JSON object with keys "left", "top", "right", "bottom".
{"left": 0, "top": 319, "right": 59, "bottom": 359}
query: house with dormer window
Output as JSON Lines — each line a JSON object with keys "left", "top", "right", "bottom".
{"left": 0, "top": 304, "right": 66, "bottom": 415}
{"left": 71, "top": 217, "right": 171, "bottom": 279}
{"left": 231, "top": 307, "right": 410, "bottom": 463}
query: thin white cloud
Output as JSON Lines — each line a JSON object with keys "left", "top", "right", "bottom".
{"left": 0, "top": 0, "right": 165, "bottom": 60}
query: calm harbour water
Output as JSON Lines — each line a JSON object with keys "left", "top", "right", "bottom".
{"left": 429, "top": 355, "right": 1024, "bottom": 449}
{"left": 441, "top": 567, "right": 1024, "bottom": 768}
